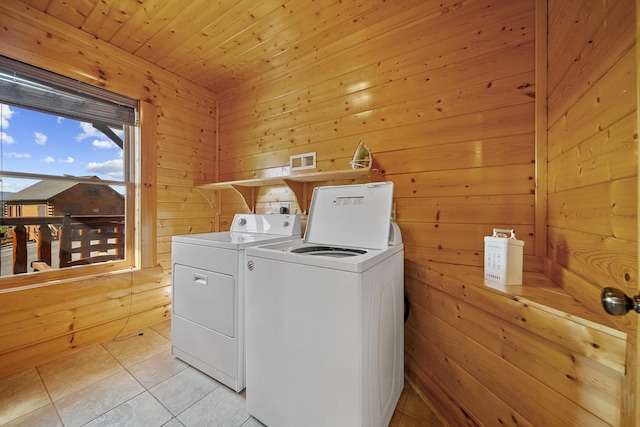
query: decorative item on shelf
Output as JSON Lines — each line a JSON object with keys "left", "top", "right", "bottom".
{"left": 484, "top": 228, "right": 524, "bottom": 285}
{"left": 350, "top": 141, "right": 372, "bottom": 169}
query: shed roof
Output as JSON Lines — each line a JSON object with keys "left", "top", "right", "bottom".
{"left": 4, "top": 176, "right": 101, "bottom": 202}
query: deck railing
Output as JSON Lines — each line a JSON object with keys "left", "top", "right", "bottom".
{"left": 1, "top": 214, "right": 125, "bottom": 275}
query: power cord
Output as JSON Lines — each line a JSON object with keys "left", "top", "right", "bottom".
{"left": 112, "top": 268, "right": 139, "bottom": 341}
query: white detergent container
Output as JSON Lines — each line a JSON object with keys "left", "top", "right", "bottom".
{"left": 484, "top": 228, "right": 524, "bottom": 285}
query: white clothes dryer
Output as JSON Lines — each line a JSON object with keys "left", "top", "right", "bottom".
{"left": 245, "top": 182, "right": 404, "bottom": 427}
{"left": 171, "top": 213, "right": 301, "bottom": 392}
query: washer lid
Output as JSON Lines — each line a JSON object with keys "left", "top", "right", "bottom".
{"left": 304, "top": 182, "right": 394, "bottom": 250}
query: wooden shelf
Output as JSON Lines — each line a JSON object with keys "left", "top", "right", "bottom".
{"left": 426, "top": 263, "right": 627, "bottom": 375}
{"left": 197, "top": 168, "right": 384, "bottom": 213}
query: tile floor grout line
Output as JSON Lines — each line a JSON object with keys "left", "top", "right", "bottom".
{"left": 34, "top": 363, "right": 65, "bottom": 426}
{"left": 64, "top": 351, "right": 129, "bottom": 427}
{"left": 79, "top": 388, "right": 150, "bottom": 427}
{"left": 174, "top": 370, "right": 223, "bottom": 420}
{"left": 99, "top": 334, "right": 181, "bottom": 426}
{"left": 122, "top": 353, "right": 184, "bottom": 423}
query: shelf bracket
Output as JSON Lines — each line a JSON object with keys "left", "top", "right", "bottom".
{"left": 282, "top": 179, "right": 307, "bottom": 214}
{"left": 368, "top": 168, "right": 385, "bottom": 182}
{"left": 230, "top": 185, "right": 256, "bottom": 213}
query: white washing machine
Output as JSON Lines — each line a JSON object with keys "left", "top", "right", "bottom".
{"left": 171, "top": 213, "right": 301, "bottom": 392}
{"left": 245, "top": 182, "right": 404, "bottom": 427}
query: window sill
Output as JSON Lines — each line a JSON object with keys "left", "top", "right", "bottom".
{"left": 0, "top": 259, "right": 135, "bottom": 292}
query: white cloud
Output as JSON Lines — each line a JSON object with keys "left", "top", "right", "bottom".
{"left": 77, "top": 122, "right": 124, "bottom": 149}
{"left": 0, "top": 104, "right": 15, "bottom": 144}
{"left": 5, "top": 152, "right": 30, "bottom": 158}
{"left": 92, "top": 139, "right": 118, "bottom": 149}
{"left": 0, "top": 104, "right": 15, "bottom": 128}
{"left": 34, "top": 131, "right": 47, "bottom": 145}
{"left": 0, "top": 131, "right": 14, "bottom": 144}
{"left": 76, "top": 122, "right": 102, "bottom": 141}
{"left": 61, "top": 156, "right": 74, "bottom": 163}
{"left": 87, "top": 158, "right": 123, "bottom": 179}
{"left": 57, "top": 116, "right": 64, "bottom": 124}
{"left": 1, "top": 180, "right": 31, "bottom": 193}
{"left": 43, "top": 156, "right": 55, "bottom": 163}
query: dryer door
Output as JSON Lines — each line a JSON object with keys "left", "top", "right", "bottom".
{"left": 173, "top": 264, "right": 235, "bottom": 338}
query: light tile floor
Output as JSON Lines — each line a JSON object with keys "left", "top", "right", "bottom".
{"left": 0, "top": 319, "right": 443, "bottom": 427}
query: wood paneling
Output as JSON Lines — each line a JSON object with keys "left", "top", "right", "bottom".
{"left": 405, "top": 261, "right": 626, "bottom": 426}
{"left": 14, "top": 0, "right": 446, "bottom": 94}
{"left": 405, "top": 274, "right": 623, "bottom": 426}
{"left": 546, "top": 0, "right": 638, "bottom": 337}
{"left": 0, "top": 2, "right": 217, "bottom": 375}
{"left": 547, "top": 0, "right": 636, "bottom": 127}
{"left": 0, "top": 0, "right": 636, "bottom": 425}
{"left": 546, "top": 0, "right": 637, "bottom": 423}
{"left": 0, "top": 266, "right": 168, "bottom": 375}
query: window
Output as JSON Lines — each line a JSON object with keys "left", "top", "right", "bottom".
{"left": 0, "top": 56, "right": 138, "bottom": 277}
{"left": 84, "top": 186, "right": 101, "bottom": 197}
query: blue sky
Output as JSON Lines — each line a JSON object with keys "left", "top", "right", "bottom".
{"left": 0, "top": 103, "right": 124, "bottom": 193}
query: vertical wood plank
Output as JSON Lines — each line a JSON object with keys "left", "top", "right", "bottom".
{"left": 10, "top": 226, "right": 27, "bottom": 274}
{"left": 37, "top": 224, "right": 52, "bottom": 266}
{"left": 139, "top": 101, "right": 158, "bottom": 269}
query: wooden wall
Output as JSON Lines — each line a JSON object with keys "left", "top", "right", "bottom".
{"left": 0, "top": 0, "right": 637, "bottom": 425}
{"left": 0, "top": 3, "right": 217, "bottom": 375}
{"left": 218, "top": 1, "right": 539, "bottom": 260}
{"left": 545, "top": 0, "right": 637, "bottom": 324}
{"left": 544, "top": 0, "right": 639, "bottom": 421}
{"left": 217, "top": 0, "right": 637, "bottom": 426}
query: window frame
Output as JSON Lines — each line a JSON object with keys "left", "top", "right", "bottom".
{"left": 0, "top": 62, "right": 150, "bottom": 288}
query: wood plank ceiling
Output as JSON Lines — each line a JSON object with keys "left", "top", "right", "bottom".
{"left": 16, "top": 0, "right": 412, "bottom": 94}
